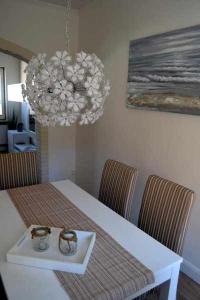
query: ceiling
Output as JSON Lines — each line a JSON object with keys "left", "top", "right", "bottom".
{"left": 40, "top": 0, "right": 93, "bottom": 9}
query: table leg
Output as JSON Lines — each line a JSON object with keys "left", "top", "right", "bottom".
{"left": 159, "top": 265, "right": 180, "bottom": 300}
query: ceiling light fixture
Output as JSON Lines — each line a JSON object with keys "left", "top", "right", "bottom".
{"left": 22, "top": 0, "right": 110, "bottom": 127}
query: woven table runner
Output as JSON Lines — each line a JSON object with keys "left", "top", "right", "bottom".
{"left": 8, "top": 183, "right": 154, "bottom": 300}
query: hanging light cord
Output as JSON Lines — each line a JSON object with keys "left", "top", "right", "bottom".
{"left": 65, "top": 0, "right": 71, "bottom": 53}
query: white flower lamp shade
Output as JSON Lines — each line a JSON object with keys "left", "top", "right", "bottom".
{"left": 8, "top": 83, "right": 24, "bottom": 103}
{"left": 22, "top": 51, "right": 110, "bottom": 127}
{"left": 22, "top": 0, "right": 110, "bottom": 127}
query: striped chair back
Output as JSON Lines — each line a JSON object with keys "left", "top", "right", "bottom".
{"left": 99, "top": 159, "right": 138, "bottom": 221}
{"left": 138, "top": 175, "right": 194, "bottom": 255}
{"left": 0, "top": 152, "right": 38, "bottom": 190}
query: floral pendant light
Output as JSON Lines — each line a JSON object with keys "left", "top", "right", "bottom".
{"left": 22, "top": 0, "right": 110, "bottom": 127}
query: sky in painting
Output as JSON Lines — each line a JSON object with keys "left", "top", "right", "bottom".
{"left": 128, "top": 25, "right": 200, "bottom": 99}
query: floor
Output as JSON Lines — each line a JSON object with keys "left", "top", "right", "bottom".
{"left": 178, "top": 273, "right": 200, "bottom": 300}
{"left": 148, "top": 272, "right": 200, "bottom": 300}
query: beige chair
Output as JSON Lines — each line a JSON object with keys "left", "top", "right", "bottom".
{"left": 0, "top": 152, "right": 38, "bottom": 190}
{"left": 99, "top": 159, "right": 138, "bottom": 221}
{"left": 138, "top": 175, "right": 194, "bottom": 255}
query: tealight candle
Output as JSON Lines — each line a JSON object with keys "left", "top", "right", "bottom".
{"left": 59, "top": 229, "right": 77, "bottom": 256}
{"left": 31, "top": 227, "right": 51, "bottom": 252}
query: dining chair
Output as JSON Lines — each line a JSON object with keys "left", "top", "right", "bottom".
{"left": 99, "top": 159, "right": 138, "bottom": 221}
{"left": 0, "top": 152, "right": 38, "bottom": 190}
{"left": 138, "top": 175, "right": 194, "bottom": 255}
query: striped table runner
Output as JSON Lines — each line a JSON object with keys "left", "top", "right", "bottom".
{"left": 8, "top": 183, "right": 154, "bottom": 300}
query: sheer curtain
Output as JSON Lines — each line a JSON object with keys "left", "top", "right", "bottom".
{"left": 0, "top": 67, "right": 6, "bottom": 120}
{"left": 7, "top": 101, "right": 21, "bottom": 129}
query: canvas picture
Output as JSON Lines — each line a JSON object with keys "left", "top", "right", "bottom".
{"left": 127, "top": 25, "right": 200, "bottom": 115}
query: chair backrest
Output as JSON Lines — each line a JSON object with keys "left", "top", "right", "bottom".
{"left": 0, "top": 152, "right": 38, "bottom": 190}
{"left": 99, "top": 159, "right": 138, "bottom": 221}
{"left": 138, "top": 175, "right": 194, "bottom": 255}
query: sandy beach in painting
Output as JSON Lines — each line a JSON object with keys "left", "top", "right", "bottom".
{"left": 127, "top": 25, "right": 200, "bottom": 115}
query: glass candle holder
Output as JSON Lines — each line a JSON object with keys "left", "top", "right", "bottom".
{"left": 31, "top": 226, "right": 51, "bottom": 252}
{"left": 59, "top": 229, "right": 78, "bottom": 256}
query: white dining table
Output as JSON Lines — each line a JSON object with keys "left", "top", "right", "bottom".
{"left": 0, "top": 180, "right": 182, "bottom": 300}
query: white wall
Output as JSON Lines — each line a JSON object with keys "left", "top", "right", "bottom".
{"left": 0, "top": 0, "right": 79, "bottom": 181}
{"left": 77, "top": 0, "right": 200, "bottom": 283}
{"left": 0, "top": 0, "right": 78, "bottom": 57}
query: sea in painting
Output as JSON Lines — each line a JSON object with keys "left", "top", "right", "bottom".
{"left": 127, "top": 25, "right": 200, "bottom": 115}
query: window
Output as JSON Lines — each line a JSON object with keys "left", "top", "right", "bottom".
{"left": 0, "top": 67, "right": 6, "bottom": 120}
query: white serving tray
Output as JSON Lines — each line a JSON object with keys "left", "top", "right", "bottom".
{"left": 7, "top": 225, "right": 96, "bottom": 274}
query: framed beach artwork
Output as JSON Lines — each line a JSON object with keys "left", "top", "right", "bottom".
{"left": 127, "top": 25, "right": 200, "bottom": 115}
